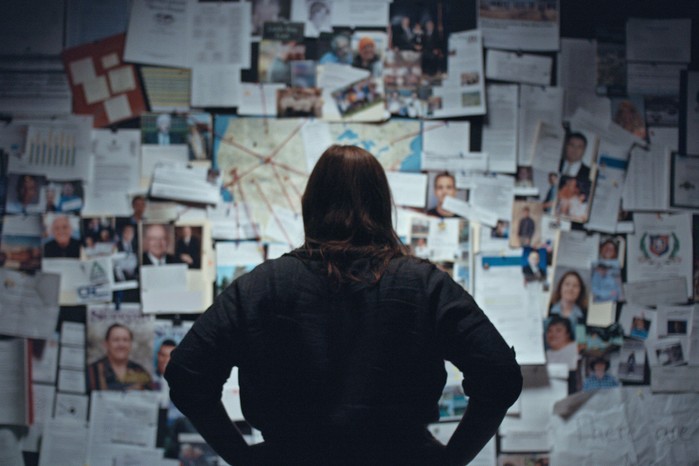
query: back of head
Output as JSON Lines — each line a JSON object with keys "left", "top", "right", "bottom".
{"left": 301, "top": 144, "right": 405, "bottom": 282}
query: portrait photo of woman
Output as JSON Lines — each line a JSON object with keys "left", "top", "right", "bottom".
{"left": 549, "top": 269, "right": 589, "bottom": 339}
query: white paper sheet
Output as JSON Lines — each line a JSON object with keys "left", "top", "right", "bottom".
{"left": 188, "top": 2, "right": 251, "bottom": 68}
{"left": 238, "top": 83, "right": 286, "bottom": 116}
{"left": 479, "top": 0, "right": 560, "bottom": 52}
{"left": 140, "top": 264, "right": 204, "bottom": 313}
{"left": 585, "top": 141, "right": 630, "bottom": 233}
{"left": 38, "top": 418, "right": 89, "bottom": 466}
{"left": 622, "top": 144, "right": 671, "bottom": 211}
{"left": 124, "top": 0, "right": 191, "bottom": 68}
{"left": 191, "top": 65, "right": 242, "bottom": 108}
{"left": 0, "top": 269, "right": 60, "bottom": 339}
{"left": 386, "top": 171, "right": 428, "bottom": 208}
{"left": 500, "top": 365, "right": 566, "bottom": 452}
{"left": 88, "top": 390, "right": 160, "bottom": 449}
{"left": 518, "top": 85, "right": 564, "bottom": 165}
{"left": 12, "top": 116, "right": 93, "bottom": 181}
{"left": 486, "top": 49, "right": 552, "bottom": 86}
{"left": 482, "top": 84, "right": 518, "bottom": 174}
{"left": 475, "top": 254, "right": 546, "bottom": 365}
{"left": 83, "top": 129, "right": 141, "bottom": 216}
{"left": 624, "top": 277, "right": 687, "bottom": 306}
{"left": 627, "top": 213, "right": 693, "bottom": 299}
{"left": 429, "top": 30, "right": 486, "bottom": 118}
{"left": 422, "top": 122, "right": 470, "bottom": 166}
{"left": 626, "top": 18, "right": 692, "bottom": 63}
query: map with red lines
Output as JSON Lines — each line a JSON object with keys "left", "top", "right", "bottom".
{"left": 214, "top": 117, "right": 422, "bottom": 245}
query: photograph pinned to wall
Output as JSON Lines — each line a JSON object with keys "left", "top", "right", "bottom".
{"left": 617, "top": 338, "right": 645, "bottom": 383}
{"left": 548, "top": 266, "right": 591, "bottom": 342}
{"left": 152, "top": 320, "right": 192, "bottom": 394}
{"left": 510, "top": 200, "right": 543, "bottom": 249}
{"left": 425, "top": 171, "right": 467, "bottom": 219}
{"left": 598, "top": 234, "right": 625, "bottom": 267}
{"left": 408, "top": 216, "right": 467, "bottom": 263}
{"left": 581, "top": 354, "right": 619, "bottom": 392}
{"left": 290, "top": 60, "right": 317, "bottom": 88}
{"left": 618, "top": 305, "right": 655, "bottom": 340}
{"left": 302, "top": 0, "right": 332, "bottom": 37}
{"left": 649, "top": 337, "right": 686, "bottom": 367}
{"left": 537, "top": 170, "right": 560, "bottom": 214}
{"left": 670, "top": 153, "right": 699, "bottom": 210}
{"left": 112, "top": 221, "right": 139, "bottom": 290}
{"left": 141, "top": 112, "right": 189, "bottom": 146}
{"left": 186, "top": 113, "right": 212, "bottom": 161}
{"left": 490, "top": 219, "right": 510, "bottom": 239}
{"left": 384, "top": 50, "right": 425, "bottom": 117}
{"left": 521, "top": 247, "right": 547, "bottom": 284}
{"left": 316, "top": 29, "right": 354, "bottom": 66}
{"left": 389, "top": 1, "right": 449, "bottom": 80}
{"left": 477, "top": 0, "right": 560, "bottom": 52}
{"left": 259, "top": 22, "right": 306, "bottom": 85}
{"left": 174, "top": 225, "right": 202, "bottom": 269}
{"left": 595, "top": 32, "right": 626, "bottom": 96}
{"left": 81, "top": 216, "right": 116, "bottom": 258}
{"left": 277, "top": 87, "right": 323, "bottom": 117}
{"left": 140, "top": 222, "right": 179, "bottom": 266}
{"left": 583, "top": 323, "right": 624, "bottom": 354}
{"left": 215, "top": 241, "right": 264, "bottom": 296}
{"left": 5, "top": 174, "right": 47, "bottom": 215}
{"left": 86, "top": 304, "right": 155, "bottom": 391}
{"left": 351, "top": 31, "right": 387, "bottom": 78}
{"left": 591, "top": 261, "right": 623, "bottom": 303}
{"left": 611, "top": 96, "right": 647, "bottom": 141}
{"left": 42, "top": 213, "right": 82, "bottom": 259}
{"left": 152, "top": 320, "right": 195, "bottom": 458}
{"left": 330, "top": 78, "right": 382, "bottom": 118}
{"left": 46, "top": 180, "right": 84, "bottom": 214}
{"left": 452, "top": 259, "right": 471, "bottom": 292}
{"left": 544, "top": 314, "right": 578, "bottom": 372}
{"left": 0, "top": 215, "right": 43, "bottom": 271}
{"left": 558, "top": 130, "right": 598, "bottom": 183}
{"left": 251, "top": 0, "right": 292, "bottom": 38}
{"left": 554, "top": 175, "right": 592, "bottom": 223}
{"left": 514, "top": 165, "right": 537, "bottom": 196}
{"left": 644, "top": 95, "right": 680, "bottom": 128}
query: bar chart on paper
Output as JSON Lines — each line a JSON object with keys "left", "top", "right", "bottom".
{"left": 14, "top": 124, "right": 91, "bottom": 180}
{"left": 26, "top": 127, "right": 77, "bottom": 167}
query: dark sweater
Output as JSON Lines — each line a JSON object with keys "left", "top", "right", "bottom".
{"left": 165, "top": 252, "right": 522, "bottom": 465}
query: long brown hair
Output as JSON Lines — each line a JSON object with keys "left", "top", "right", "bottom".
{"left": 300, "top": 144, "right": 407, "bottom": 283}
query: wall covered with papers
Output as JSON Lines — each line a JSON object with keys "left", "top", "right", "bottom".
{"left": 1, "top": 0, "right": 698, "bottom": 464}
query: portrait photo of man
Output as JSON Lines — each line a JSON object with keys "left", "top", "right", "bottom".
{"left": 426, "top": 171, "right": 465, "bottom": 218}
{"left": 510, "top": 201, "right": 542, "bottom": 249}
{"left": 559, "top": 132, "right": 592, "bottom": 181}
{"left": 87, "top": 323, "right": 153, "bottom": 391}
{"left": 142, "top": 223, "right": 179, "bottom": 266}
{"left": 43, "top": 214, "right": 82, "bottom": 258}
{"left": 142, "top": 113, "right": 187, "bottom": 145}
{"left": 174, "top": 225, "right": 202, "bottom": 269}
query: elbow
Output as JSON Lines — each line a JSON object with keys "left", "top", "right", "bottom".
{"left": 499, "top": 346, "right": 523, "bottom": 408}
{"left": 503, "top": 360, "right": 523, "bottom": 408}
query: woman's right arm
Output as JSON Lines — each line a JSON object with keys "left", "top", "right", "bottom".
{"left": 428, "top": 267, "right": 523, "bottom": 465}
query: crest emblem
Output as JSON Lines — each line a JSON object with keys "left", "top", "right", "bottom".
{"left": 649, "top": 235, "right": 669, "bottom": 257}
